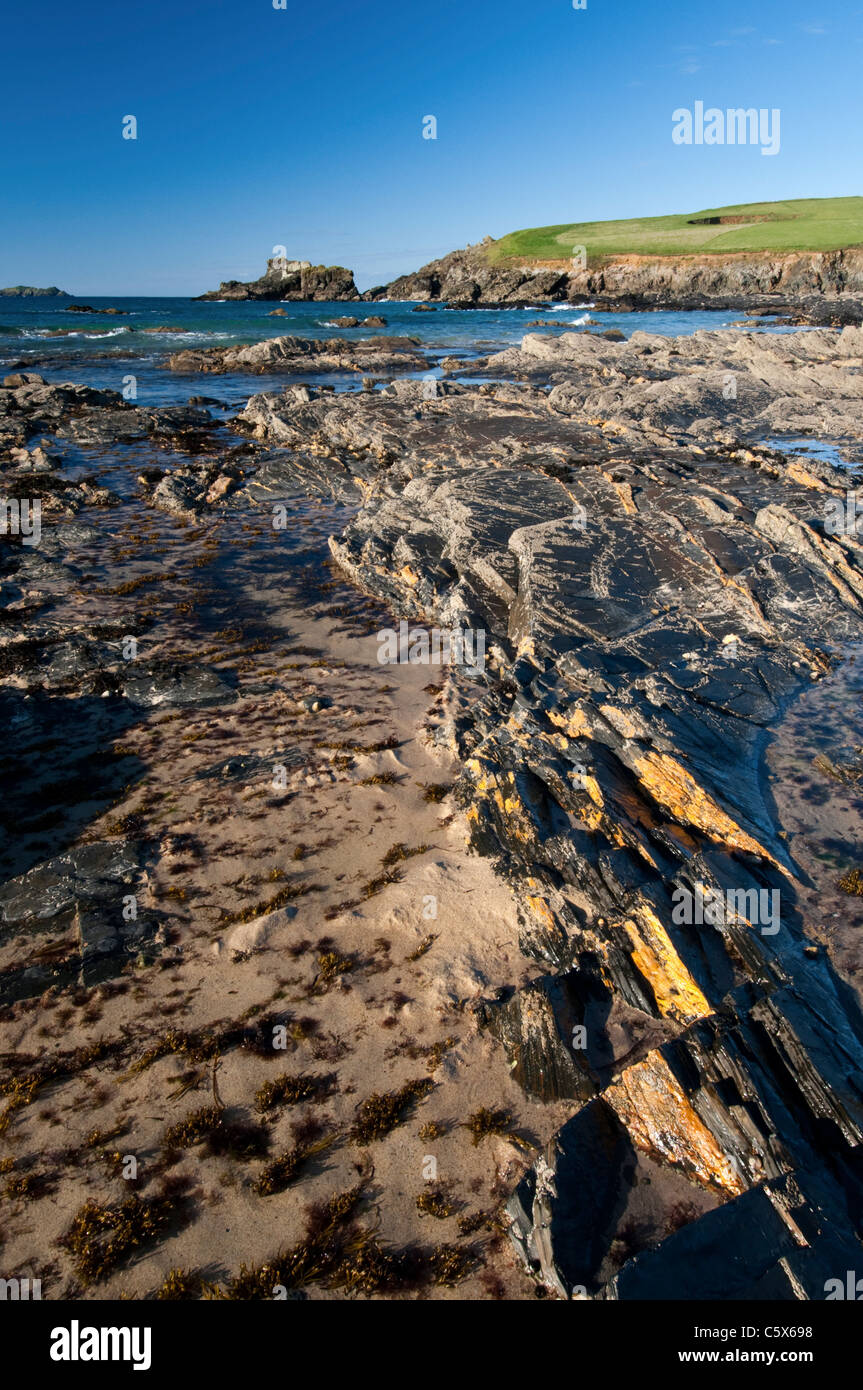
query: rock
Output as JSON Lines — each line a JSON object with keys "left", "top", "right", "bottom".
{"left": 195, "top": 257, "right": 359, "bottom": 302}
{"left": 146, "top": 459, "right": 245, "bottom": 519}
{"left": 371, "top": 240, "right": 863, "bottom": 317}
{"left": 228, "top": 918, "right": 272, "bottom": 956}
{"left": 193, "top": 749, "right": 304, "bottom": 783}
{"left": 120, "top": 661, "right": 237, "bottom": 708}
{"left": 297, "top": 694, "right": 332, "bottom": 712}
{"left": 3, "top": 373, "right": 45, "bottom": 388}
{"left": 169, "top": 334, "right": 429, "bottom": 378}
{"left": 362, "top": 316, "right": 387, "bottom": 327}
{"left": 268, "top": 308, "right": 288, "bottom": 316}
{"left": 204, "top": 473, "right": 239, "bottom": 504}
{"left": 0, "top": 841, "right": 140, "bottom": 929}
{"left": 331, "top": 317, "right": 360, "bottom": 328}
{"left": 0, "top": 378, "right": 217, "bottom": 454}
{"left": 381, "top": 243, "right": 569, "bottom": 306}
{"left": 240, "top": 327, "right": 863, "bottom": 1298}
{"left": 65, "top": 304, "right": 127, "bottom": 315}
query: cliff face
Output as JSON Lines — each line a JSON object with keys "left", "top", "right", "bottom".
{"left": 373, "top": 243, "right": 863, "bottom": 309}
{"left": 195, "top": 257, "right": 359, "bottom": 302}
{"left": 377, "top": 241, "right": 570, "bottom": 304}
{"left": 194, "top": 244, "right": 863, "bottom": 310}
{"left": 577, "top": 247, "right": 863, "bottom": 303}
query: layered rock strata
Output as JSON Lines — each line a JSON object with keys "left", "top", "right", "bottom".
{"left": 235, "top": 326, "right": 863, "bottom": 1298}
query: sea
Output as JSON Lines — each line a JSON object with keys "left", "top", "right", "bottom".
{"left": 0, "top": 295, "right": 763, "bottom": 409}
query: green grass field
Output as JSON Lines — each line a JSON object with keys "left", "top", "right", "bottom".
{"left": 488, "top": 197, "right": 863, "bottom": 265}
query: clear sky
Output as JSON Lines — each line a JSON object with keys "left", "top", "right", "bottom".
{"left": 2, "top": 0, "right": 860, "bottom": 294}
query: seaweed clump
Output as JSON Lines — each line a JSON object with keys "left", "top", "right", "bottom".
{"left": 221, "top": 1183, "right": 426, "bottom": 1297}
{"left": 156, "top": 1267, "right": 207, "bottom": 1299}
{"left": 254, "top": 1072, "right": 336, "bottom": 1113}
{"left": 838, "top": 868, "right": 863, "bottom": 896}
{"left": 416, "top": 1186, "right": 456, "bottom": 1220}
{"left": 381, "top": 842, "right": 429, "bottom": 868}
{"left": 420, "top": 783, "right": 452, "bottom": 803}
{"left": 254, "top": 1134, "right": 337, "bottom": 1196}
{"left": 60, "top": 1193, "right": 183, "bottom": 1284}
{"left": 162, "top": 1106, "right": 269, "bottom": 1159}
{"left": 406, "top": 934, "right": 437, "bottom": 962}
{"left": 463, "top": 1107, "right": 513, "bottom": 1146}
{"left": 429, "top": 1242, "right": 477, "bottom": 1286}
{"left": 219, "top": 1185, "right": 366, "bottom": 1298}
{"left": 315, "top": 951, "right": 355, "bottom": 986}
{"left": 351, "top": 1078, "right": 434, "bottom": 1145}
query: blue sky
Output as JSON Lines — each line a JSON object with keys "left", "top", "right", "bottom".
{"left": 1, "top": 0, "right": 859, "bottom": 294}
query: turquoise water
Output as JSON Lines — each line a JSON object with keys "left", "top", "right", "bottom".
{"left": 0, "top": 295, "right": 811, "bottom": 414}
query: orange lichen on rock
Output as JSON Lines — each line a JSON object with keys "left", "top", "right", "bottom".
{"left": 605, "top": 1051, "right": 746, "bottom": 1195}
{"left": 549, "top": 706, "right": 592, "bottom": 739}
{"left": 632, "top": 749, "right": 779, "bottom": 865}
{"left": 525, "top": 894, "right": 558, "bottom": 936}
{"left": 465, "top": 761, "right": 535, "bottom": 846}
{"left": 622, "top": 906, "right": 711, "bottom": 1025}
{"left": 786, "top": 461, "right": 828, "bottom": 491}
{"left": 601, "top": 472, "right": 638, "bottom": 515}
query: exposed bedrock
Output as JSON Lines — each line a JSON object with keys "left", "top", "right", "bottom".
{"left": 0, "top": 374, "right": 218, "bottom": 455}
{"left": 168, "top": 334, "right": 429, "bottom": 377}
{"left": 238, "top": 333, "right": 863, "bottom": 1297}
{"left": 470, "top": 323, "right": 863, "bottom": 451}
{"left": 375, "top": 242, "right": 863, "bottom": 318}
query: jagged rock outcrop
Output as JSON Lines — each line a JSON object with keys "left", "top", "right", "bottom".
{"left": 234, "top": 326, "right": 863, "bottom": 1298}
{"left": 377, "top": 243, "right": 571, "bottom": 305}
{"left": 0, "top": 374, "right": 218, "bottom": 454}
{"left": 168, "top": 333, "right": 429, "bottom": 377}
{"left": 195, "top": 257, "right": 359, "bottom": 302}
{"left": 472, "top": 323, "right": 863, "bottom": 447}
{"left": 374, "top": 241, "right": 863, "bottom": 316}
{"left": 575, "top": 246, "right": 863, "bottom": 307}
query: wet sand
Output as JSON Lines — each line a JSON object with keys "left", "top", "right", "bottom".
{"left": 0, "top": 444, "right": 564, "bottom": 1299}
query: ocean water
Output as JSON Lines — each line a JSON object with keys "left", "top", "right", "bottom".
{"left": 0, "top": 295, "right": 750, "bottom": 409}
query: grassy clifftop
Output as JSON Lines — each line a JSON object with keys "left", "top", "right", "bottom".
{"left": 489, "top": 197, "right": 863, "bottom": 264}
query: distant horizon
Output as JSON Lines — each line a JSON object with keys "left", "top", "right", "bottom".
{"left": 4, "top": 190, "right": 861, "bottom": 300}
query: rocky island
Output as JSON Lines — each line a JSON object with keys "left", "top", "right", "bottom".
{"left": 0, "top": 286, "right": 70, "bottom": 297}
{"left": 195, "top": 256, "right": 359, "bottom": 302}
